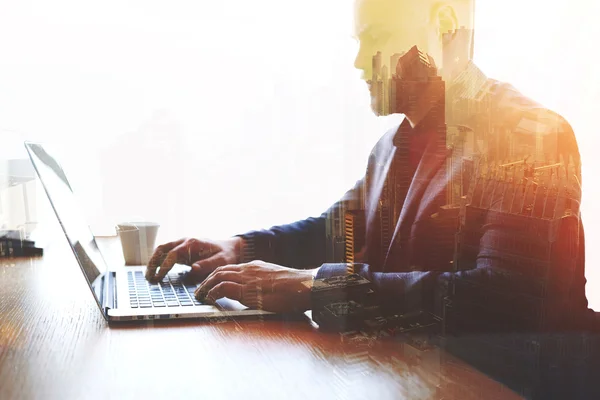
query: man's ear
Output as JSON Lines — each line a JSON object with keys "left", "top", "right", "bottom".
{"left": 430, "top": 2, "right": 459, "bottom": 38}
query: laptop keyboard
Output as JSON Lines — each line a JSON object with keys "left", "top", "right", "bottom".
{"left": 128, "top": 270, "right": 202, "bottom": 308}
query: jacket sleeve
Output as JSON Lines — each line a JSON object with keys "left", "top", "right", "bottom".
{"left": 236, "top": 177, "right": 365, "bottom": 270}
{"left": 316, "top": 212, "right": 586, "bottom": 330}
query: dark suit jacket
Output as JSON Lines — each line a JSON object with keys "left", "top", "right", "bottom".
{"left": 239, "top": 63, "right": 592, "bottom": 331}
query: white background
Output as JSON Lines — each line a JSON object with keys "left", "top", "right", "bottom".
{"left": 1, "top": 0, "right": 598, "bottom": 308}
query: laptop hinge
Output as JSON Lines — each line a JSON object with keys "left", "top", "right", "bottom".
{"left": 103, "top": 271, "right": 117, "bottom": 314}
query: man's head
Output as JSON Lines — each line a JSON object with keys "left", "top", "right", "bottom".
{"left": 353, "top": 0, "right": 475, "bottom": 115}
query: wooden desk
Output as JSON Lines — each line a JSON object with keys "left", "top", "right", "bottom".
{"left": 0, "top": 237, "right": 523, "bottom": 400}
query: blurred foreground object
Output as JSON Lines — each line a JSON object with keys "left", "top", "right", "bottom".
{"left": 0, "top": 158, "right": 38, "bottom": 238}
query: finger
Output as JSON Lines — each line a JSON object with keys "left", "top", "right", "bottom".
{"left": 195, "top": 271, "right": 246, "bottom": 299}
{"left": 145, "top": 239, "right": 185, "bottom": 280}
{"left": 146, "top": 251, "right": 168, "bottom": 279}
{"left": 204, "top": 282, "right": 244, "bottom": 304}
{"left": 198, "top": 264, "right": 242, "bottom": 279}
{"left": 190, "top": 254, "right": 233, "bottom": 277}
{"left": 153, "top": 243, "right": 188, "bottom": 282}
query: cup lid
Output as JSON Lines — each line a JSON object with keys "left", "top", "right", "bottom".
{"left": 116, "top": 222, "right": 160, "bottom": 232}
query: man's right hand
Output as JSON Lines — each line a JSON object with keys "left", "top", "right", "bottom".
{"left": 145, "top": 237, "right": 243, "bottom": 283}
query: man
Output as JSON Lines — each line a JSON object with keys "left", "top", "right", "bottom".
{"left": 145, "top": 0, "right": 591, "bottom": 329}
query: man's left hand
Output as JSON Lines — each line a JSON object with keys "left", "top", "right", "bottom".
{"left": 194, "top": 261, "right": 317, "bottom": 313}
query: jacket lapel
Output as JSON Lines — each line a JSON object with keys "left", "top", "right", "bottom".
{"left": 383, "top": 131, "right": 451, "bottom": 269}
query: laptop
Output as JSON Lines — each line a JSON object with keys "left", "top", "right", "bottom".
{"left": 24, "top": 141, "right": 273, "bottom": 322}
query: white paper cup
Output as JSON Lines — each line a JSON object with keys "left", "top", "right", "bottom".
{"left": 116, "top": 222, "right": 160, "bottom": 266}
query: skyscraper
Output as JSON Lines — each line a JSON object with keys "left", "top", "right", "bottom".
{"left": 389, "top": 52, "right": 404, "bottom": 115}
{"left": 372, "top": 51, "right": 382, "bottom": 80}
{"left": 441, "top": 27, "right": 473, "bottom": 82}
{"left": 325, "top": 202, "right": 347, "bottom": 263}
{"left": 344, "top": 210, "right": 366, "bottom": 263}
{"left": 381, "top": 65, "right": 389, "bottom": 115}
{"left": 384, "top": 47, "right": 448, "bottom": 268}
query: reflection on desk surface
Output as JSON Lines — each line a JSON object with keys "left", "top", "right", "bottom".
{"left": 2, "top": 240, "right": 600, "bottom": 400}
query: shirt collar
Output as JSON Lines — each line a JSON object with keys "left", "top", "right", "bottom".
{"left": 392, "top": 116, "right": 436, "bottom": 147}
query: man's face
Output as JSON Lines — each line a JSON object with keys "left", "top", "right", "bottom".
{"left": 353, "top": 0, "right": 441, "bottom": 114}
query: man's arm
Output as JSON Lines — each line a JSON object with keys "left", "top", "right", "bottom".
{"left": 316, "top": 212, "right": 586, "bottom": 330}
{"left": 236, "top": 177, "right": 365, "bottom": 270}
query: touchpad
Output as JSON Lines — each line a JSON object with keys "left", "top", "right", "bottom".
{"left": 215, "top": 297, "right": 249, "bottom": 311}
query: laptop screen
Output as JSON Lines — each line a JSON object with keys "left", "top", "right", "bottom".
{"left": 25, "top": 142, "right": 108, "bottom": 311}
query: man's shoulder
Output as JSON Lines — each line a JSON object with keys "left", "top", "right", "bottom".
{"left": 488, "top": 80, "right": 573, "bottom": 135}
